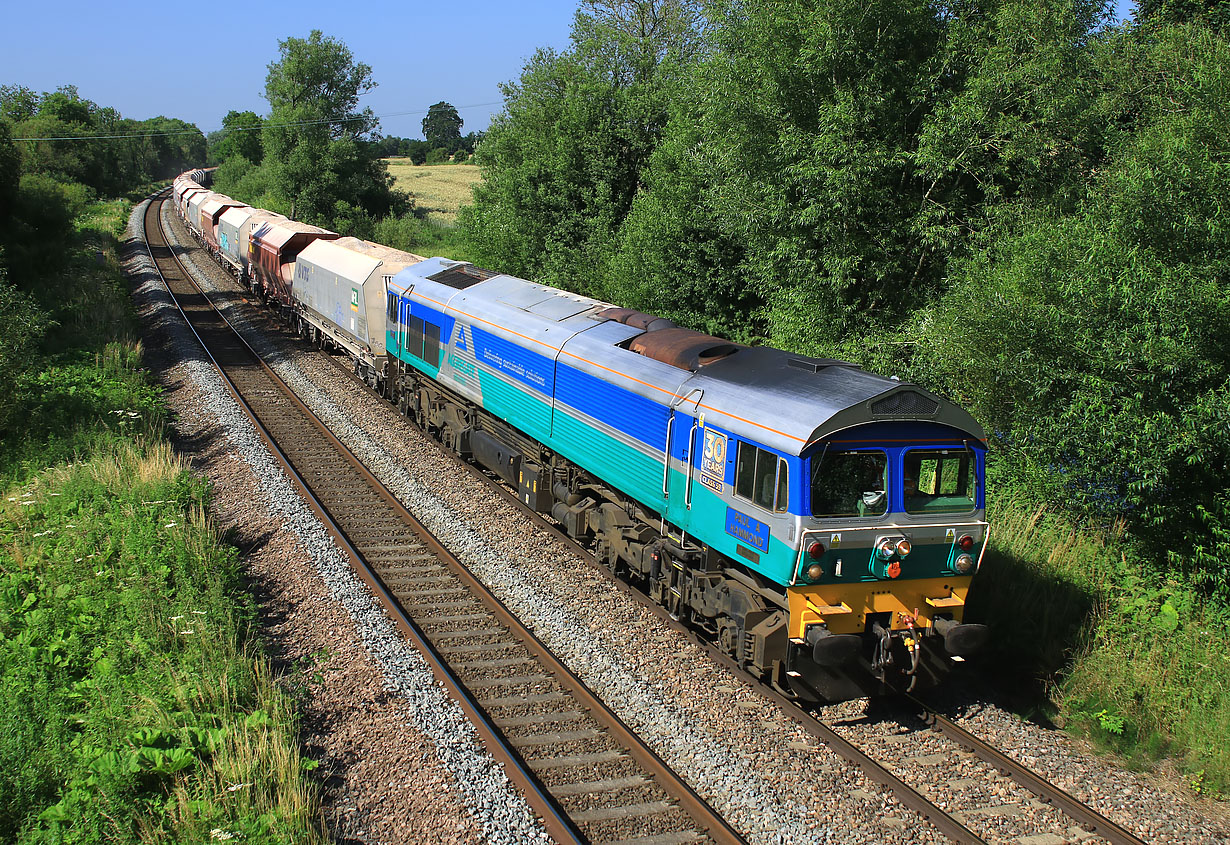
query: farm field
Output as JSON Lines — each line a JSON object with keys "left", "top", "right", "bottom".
{"left": 383, "top": 160, "right": 480, "bottom": 225}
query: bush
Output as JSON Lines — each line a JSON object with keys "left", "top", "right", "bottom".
{"left": 425, "top": 147, "right": 449, "bottom": 164}
{"left": 452, "top": 148, "right": 469, "bottom": 163}
{"left": 0, "top": 275, "right": 52, "bottom": 433}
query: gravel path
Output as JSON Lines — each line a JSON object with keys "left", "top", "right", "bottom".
{"left": 133, "top": 196, "right": 1230, "bottom": 845}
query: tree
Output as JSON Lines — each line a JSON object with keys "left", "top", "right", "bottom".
{"left": 258, "top": 30, "right": 402, "bottom": 224}
{"left": 461, "top": 0, "right": 703, "bottom": 290}
{"left": 0, "top": 85, "right": 39, "bottom": 123}
{"left": 1135, "top": 0, "right": 1230, "bottom": 27}
{"left": 421, "top": 102, "right": 462, "bottom": 150}
{"left": 211, "top": 110, "right": 264, "bottom": 165}
{"left": 902, "top": 21, "right": 1230, "bottom": 595}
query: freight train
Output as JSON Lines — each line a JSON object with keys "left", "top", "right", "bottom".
{"left": 171, "top": 172, "right": 990, "bottom": 702}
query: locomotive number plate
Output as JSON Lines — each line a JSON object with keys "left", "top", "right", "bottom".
{"left": 700, "top": 428, "right": 727, "bottom": 488}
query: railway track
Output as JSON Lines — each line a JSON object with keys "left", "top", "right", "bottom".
{"left": 154, "top": 193, "right": 1154, "bottom": 845}
{"left": 476, "top": 470, "right": 1148, "bottom": 845}
{"left": 144, "top": 193, "right": 745, "bottom": 845}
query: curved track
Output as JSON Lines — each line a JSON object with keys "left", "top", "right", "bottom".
{"left": 144, "top": 193, "right": 745, "bottom": 845}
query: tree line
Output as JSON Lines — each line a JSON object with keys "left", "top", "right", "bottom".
{"left": 1, "top": 84, "right": 204, "bottom": 198}
{"left": 459, "top": 0, "right": 1230, "bottom": 599}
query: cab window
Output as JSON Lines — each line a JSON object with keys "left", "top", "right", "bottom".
{"left": 904, "top": 450, "right": 976, "bottom": 514}
{"left": 386, "top": 292, "right": 398, "bottom": 320}
{"left": 810, "top": 450, "right": 887, "bottom": 518}
{"left": 735, "top": 442, "right": 788, "bottom": 513}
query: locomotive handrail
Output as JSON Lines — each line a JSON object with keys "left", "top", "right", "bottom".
{"left": 685, "top": 419, "right": 699, "bottom": 509}
{"left": 663, "top": 387, "right": 704, "bottom": 499}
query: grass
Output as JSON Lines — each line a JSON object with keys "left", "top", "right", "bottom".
{"left": 968, "top": 498, "right": 1230, "bottom": 795}
{"left": 0, "top": 197, "right": 324, "bottom": 841}
{"left": 383, "top": 159, "right": 481, "bottom": 225}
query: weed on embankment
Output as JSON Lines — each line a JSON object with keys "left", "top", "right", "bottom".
{"left": 969, "top": 500, "right": 1230, "bottom": 795}
{"left": 0, "top": 199, "right": 323, "bottom": 842}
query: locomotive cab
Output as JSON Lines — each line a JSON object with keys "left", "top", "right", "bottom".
{"left": 782, "top": 425, "right": 989, "bottom": 701}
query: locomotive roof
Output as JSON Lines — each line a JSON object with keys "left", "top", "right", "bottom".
{"left": 672, "top": 346, "right": 986, "bottom": 455}
{"left": 397, "top": 262, "right": 986, "bottom": 455}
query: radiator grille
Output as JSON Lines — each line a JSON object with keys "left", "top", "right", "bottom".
{"left": 871, "top": 391, "right": 938, "bottom": 417}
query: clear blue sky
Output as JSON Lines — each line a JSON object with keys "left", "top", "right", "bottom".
{"left": 1, "top": 0, "right": 1137, "bottom": 140}
{"left": 0, "top": 0, "right": 581, "bottom": 138}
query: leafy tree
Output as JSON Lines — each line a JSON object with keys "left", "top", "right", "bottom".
{"left": 257, "top": 29, "right": 404, "bottom": 224}
{"left": 603, "top": 64, "right": 753, "bottom": 339}
{"left": 0, "top": 122, "right": 20, "bottom": 229}
{"left": 421, "top": 102, "right": 463, "bottom": 150}
{"left": 1135, "top": 0, "right": 1230, "bottom": 27}
{"left": 902, "top": 21, "right": 1230, "bottom": 595}
{"left": 692, "top": 0, "right": 953, "bottom": 348}
{"left": 211, "top": 110, "right": 264, "bottom": 165}
{"left": 0, "top": 85, "right": 39, "bottom": 123}
{"left": 461, "top": 0, "right": 703, "bottom": 291}
{"left": 37, "top": 86, "right": 93, "bottom": 126}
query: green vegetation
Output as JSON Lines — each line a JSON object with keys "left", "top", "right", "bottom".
{"left": 205, "top": 35, "right": 484, "bottom": 256}
{"left": 462, "top": 0, "right": 1230, "bottom": 791}
{"left": 421, "top": 101, "right": 463, "bottom": 151}
{"left": 0, "top": 109, "right": 322, "bottom": 840}
{"left": 1, "top": 84, "right": 204, "bottom": 200}
{"left": 1, "top": 437, "right": 322, "bottom": 842}
{"left": 972, "top": 500, "right": 1230, "bottom": 793}
{"left": 211, "top": 30, "right": 409, "bottom": 238}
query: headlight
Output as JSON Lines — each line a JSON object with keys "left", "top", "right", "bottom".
{"left": 896, "top": 539, "right": 912, "bottom": 557}
{"left": 876, "top": 539, "right": 897, "bottom": 560}
{"left": 954, "top": 553, "right": 976, "bottom": 574}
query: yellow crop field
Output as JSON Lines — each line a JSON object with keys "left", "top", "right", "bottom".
{"left": 384, "top": 159, "right": 481, "bottom": 225}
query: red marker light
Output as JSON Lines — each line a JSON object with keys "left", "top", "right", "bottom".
{"left": 807, "top": 541, "right": 826, "bottom": 560}
{"left": 957, "top": 534, "right": 975, "bottom": 552}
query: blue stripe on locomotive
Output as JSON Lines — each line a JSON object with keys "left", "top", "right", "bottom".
{"left": 470, "top": 325, "right": 554, "bottom": 396}
{"left": 553, "top": 363, "right": 668, "bottom": 454}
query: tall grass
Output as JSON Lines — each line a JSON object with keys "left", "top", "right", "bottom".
{"left": 971, "top": 499, "right": 1230, "bottom": 793}
{"left": 0, "top": 198, "right": 325, "bottom": 841}
{"left": 0, "top": 441, "right": 323, "bottom": 842}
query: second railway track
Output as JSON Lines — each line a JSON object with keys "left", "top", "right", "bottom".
{"left": 143, "top": 193, "right": 744, "bottom": 845}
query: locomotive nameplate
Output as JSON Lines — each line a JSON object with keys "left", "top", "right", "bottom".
{"left": 726, "top": 507, "right": 769, "bottom": 553}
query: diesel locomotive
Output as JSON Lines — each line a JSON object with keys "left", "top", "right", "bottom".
{"left": 172, "top": 172, "right": 989, "bottom": 702}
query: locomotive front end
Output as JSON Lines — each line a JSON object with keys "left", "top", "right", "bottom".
{"left": 783, "top": 436, "right": 989, "bottom": 701}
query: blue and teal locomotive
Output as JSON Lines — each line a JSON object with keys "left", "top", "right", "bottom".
{"left": 384, "top": 258, "right": 989, "bottom": 702}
